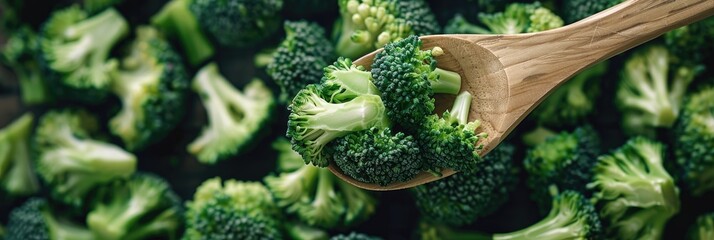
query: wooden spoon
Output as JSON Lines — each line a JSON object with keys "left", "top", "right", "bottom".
{"left": 328, "top": 0, "right": 714, "bottom": 191}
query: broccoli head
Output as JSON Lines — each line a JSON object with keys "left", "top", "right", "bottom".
{"left": 413, "top": 142, "right": 517, "bottom": 226}
{"left": 0, "top": 113, "right": 39, "bottom": 198}
{"left": 616, "top": 45, "right": 703, "bottom": 137}
{"left": 191, "top": 0, "right": 283, "bottom": 47}
{"left": 39, "top": 6, "right": 128, "bottom": 104}
{"left": 331, "top": 232, "right": 383, "bottom": 240}
{"left": 524, "top": 126, "right": 600, "bottom": 212}
{"left": 588, "top": 137, "right": 680, "bottom": 240}
{"left": 34, "top": 109, "right": 137, "bottom": 206}
{"left": 187, "top": 63, "right": 275, "bottom": 164}
{"left": 674, "top": 87, "right": 714, "bottom": 196}
{"left": 109, "top": 26, "right": 190, "bottom": 151}
{"left": 151, "top": 0, "right": 214, "bottom": 65}
{"left": 562, "top": 0, "right": 623, "bottom": 23}
{"left": 371, "top": 35, "right": 462, "bottom": 131}
{"left": 267, "top": 20, "right": 335, "bottom": 103}
{"left": 334, "top": 0, "right": 440, "bottom": 58}
{"left": 689, "top": 213, "right": 714, "bottom": 240}
{"left": 6, "top": 198, "right": 94, "bottom": 240}
{"left": 664, "top": 17, "right": 714, "bottom": 64}
{"left": 470, "top": 2, "right": 563, "bottom": 34}
{"left": 1, "top": 26, "right": 52, "bottom": 105}
{"left": 87, "top": 173, "right": 183, "bottom": 240}
{"left": 184, "top": 178, "right": 282, "bottom": 240}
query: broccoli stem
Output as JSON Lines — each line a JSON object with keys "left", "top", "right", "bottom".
{"left": 123, "top": 209, "right": 180, "bottom": 240}
{"left": 46, "top": 214, "right": 95, "bottom": 240}
{"left": 335, "top": 20, "right": 373, "bottom": 58}
{"left": 151, "top": 0, "right": 214, "bottom": 65}
{"left": 450, "top": 91, "right": 473, "bottom": 124}
{"left": 17, "top": 70, "right": 50, "bottom": 105}
{"left": 431, "top": 68, "right": 462, "bottom": 95}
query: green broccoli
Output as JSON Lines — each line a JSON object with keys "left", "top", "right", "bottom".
{"left": 108, "top": 26, "right": 189, "bottom": 151}
{"left": 446, "top": 2, "right": 563, "bottom": 34}
{"left": 689, "top": 213, "right": 714, "bottom": 240}
{"left": 0, "top": 113, "right": 39, "bottom": 198}
{"left": 1, "top": 26, "right": 52, "bottom": 105}
{"left": 334, "top": 0, "right": 440, "bottom": 58}
{"left": 444, "top": 14, "right": 490, "bottom": 34}
{"left": 521, "top": 126, "right": 556, "bottom": 147}
{"left": 418, "top": 91, "right": 487, "bottom": 174}
{"left": 191, "top": 0, "right": 283, "bottom": 47}
{"left": 34, "top": 109, "right": 137, "bottom": 206}
{"left": 562, "top": 0, "right": 623, "bottom": 23}
{"left": 184, "top": 177, "right": 282, "bottom": 240}
{"left": 267, "top": 20, "right": 335, "bottom": 103}
{"left": 285, "top": 221, "right": 329, "bottom": 240}
{"left": 531, "top": 62, "right": 607, "bottom": 127}
{"left": 82, "top": 0, "right": 123, "bottom": 13}
{"left": 420, "top": 191, "right": 602, "bottom": 240}
{"left": 412, "top": 142, "right": 517, "bottom": 226}
{"left": 265, "top": 138, "right": 376, "bottom": 229}
{"left": 187, "top": 63, "right": 275, "bottom": 164}
{"left": 664, "top": 17, "right": 714, "bottom": 66}
{"left": 616, "top": 45, "right": 703, "bottom": 137}
{"left": 371, "top": 35, "right": 462, "bottom": 131}
{"left": 287, "top": 58, "right": 389, "bottom": 167}
{"left": 674, "top": 87, "right": 714, "bottom": 196}
{"left": 151, "top": 0, "right": 214, "bottom": 66}
{"left": 588, "top": 137, "right": 680, "bottom": 240}
{"left": 524, "top": 126, "right": 600, "bottom": 212}
{"left": 39, "top": 6, "right": 128, "bottom": 104}
{"left": 87, "top": 173, "right": 183, "bottom": 240}
{"left": 6, "top": 198, "right": 94, "bottom": 240}
{"left": 330, "top": 232, "right": 383, "bottom": 240}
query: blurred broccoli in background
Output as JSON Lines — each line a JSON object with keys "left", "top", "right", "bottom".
{"left": 82, "top": 0, "right": 123, "bottom": 13}
{"left": 0, "top": 114, "right": 39, "bottom": 199}
{"left": 191, "top": 0, "right": 283, "bottom": 47}
{"left": 664, "top": 17, "right": 714, "bottom": 64}
{"left": 1, "top": 27, "right": 52, "bottom": 105}
{"left": 108, "top": 26, "right": 190, "bottom": 151}
{"left": 413, "top": 142, "right": 517, "bottom": 226}
{"left": 151, "top": 0, "right": 213, "bottom": 65}
{"left": 187, "top": 63, "right": 274, "bottom": 164}
{"left": 6, "top": 198, "right": 94, "bottom": 240}
{"left": 689, "top": 213, "right": 714, "bottom": 240}
{"left": 588, "top": 137, "right": 680, "bottom": 240}
{"left": 267, "top": 20, "right": 335, "bottom": 103}
{"left": 561, "top": 0, "right": 623, "bottom": 23}
{"left": 34, "top": 109, "right": 137, "bottom": 206}
{"left": 674, "top": 87, "right": 714, "bottom": 196}
{"left": 183, "top": 177, "right": 282, "bottom": 240}
{"left": 39, "top": 6, "right": 129, "bottom": 104}
{"left": 616, "top": 45, "right": 703, "bottom": 137}
{"left": 445, "top": 2, "right": 563, "bottom": 34}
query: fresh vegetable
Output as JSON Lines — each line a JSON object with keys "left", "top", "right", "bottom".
{"left": 674, "top": 87, "right": 714, "bottom": 196}
{"left": 0, "top": 113, "right": 39, "bottom": 198}
{"left": 6, "top": 198, "right": 94, "bottom": 240}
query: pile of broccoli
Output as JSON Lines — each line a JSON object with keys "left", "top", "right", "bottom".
{"left": 1, "top": 0, "right": 714, "bottom": 239}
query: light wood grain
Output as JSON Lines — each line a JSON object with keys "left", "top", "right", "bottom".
{"left": 329, "top": 0, "right": 714, "bottom": 191}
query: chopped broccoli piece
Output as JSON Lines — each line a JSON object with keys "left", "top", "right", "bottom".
{"left": 664, "top": 17, "right": 714, "bottom": 65}
{"left": 320, "top": 57, "right": 380, "bottom": 103}
{"left": 524, "top": 126, "right": 600, "bottom": 212}
{"left": 420, "top": 191, "right": 602, "bottom": 240}
{"left": 191, "top": 0, "right": 283, "bottom": 47}
{"left": 187, "top": 63, "right": 275, "bottom": 164}
{"left": 151, "top": 0, "right": 214, "bottom": 66}
{"left": 476, "top": 2, "right": 563, "bottom": 34}
{"left": 413, "top": 142, "right": 517, "bottom": 226}
{"left": 87, "top": 173, "right": 183, "bottom": 240}
{"left": 109, "top": 26, "right": 190, "bottom": 151}
{"left": 588, "top": 137, "right": 680, "bottom": 240}
{"left": 371, "top": 35, "right": 462, "bottom": 131}
{"left": 39, "top": 6, "right": 128, "bottom": 104}
{"left": 562, "top": 0, "right": 623, "bottom": 23}
{"left": 330, "top": 232, "right": 383, "bottom": 240}
{"left": 1, "top": 26, "right": 52, "bottom": 105}
{"left": 0, "top": 113, "right": 39, "bottom": 198}
{"left": 616, "top": 45, "right": 703, "bottom": 137}
{"left": 418, "top": 91, "right": 487, "bottom": 174}
{"left": 674, "top": 87, "right": 714, "bottom": 196}
{"left": 34, "top": 109, "right": 137, "bottom": 206}
{"left": 334, "top": 0, "right": 440, "bottom": 58}
{"left": 184, "top": 178, "right": 282, "bottom": 240}
{"left": 7, "top": 198, "right": 94, "bottom": 240}
{"left": 267, "top": 20, "right": 335, "bottom": 103}
{"left": 689, "top": 213, "right": 714, "bottom": 240}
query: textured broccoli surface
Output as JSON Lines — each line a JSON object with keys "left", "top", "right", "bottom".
{"left": 7, "top": 198, "right": 94, "bottom": 240}
{"left": 664, "top": 17, "right": 714, "bottom": 64}
{"left": 1, "top": 26, "right": 52, "bottom": 105}
{"left": 191, "top": 0, "right": 283, "bottom": 47}
{"left": 0, "top": 113, "right": 39, "bottom": 198}
{"left": 448, "top": 2, "right": 562, "bottom": 34}
{"left": 562, "top": 0, "right": 623, "bottom": 23}
{"left": 674, "top": 87, "right": 714, "bottom": 196}
{"left": 151, "top": 0, "right": 214, "bottom": 65}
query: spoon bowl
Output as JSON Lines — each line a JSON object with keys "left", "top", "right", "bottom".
{"left": 329, "top": 0, "right": 714, "bottom": 191}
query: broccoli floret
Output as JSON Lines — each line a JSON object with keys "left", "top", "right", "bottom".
{"left": 0, "top": 113, "right": 39, "bottom": 198}
{"left": 330, "top": 232, "right": 383, "bottom": 240}
{"left": 474, "top": 2, "right": 563, "bottom": 34}
{"left": 531, "top": 62, "right": 607, "bottom": 127}
{"left": 444, "top": 14, "right": 490, "bottom": 34}
{"left": 420, "top": 191, "right": 602, "bottom": 240}
{"left": 187, "top": 63, "right": 275, "bottom": 164}
{"left": 334, "top": 0, "right": 440, "bottom": 58}
{"left": 412, "top": 142, "right": 517, "bottom": 226}
{"left": 616, "top": 45, "right": 703, "bottom": 137}
{"left": 320, "top": 57, "right": 380, "bottom": 103}
{"left": 82, "top": 0, "right": 123, "bottom": 13}
{"left": 664, "top": 17, "right": 714, "bottom": 65}
{"left": 689, "top": 213, "right": 714, "bottom": 240}
{"left": 267, "top": 20, "right": 335, "bottom": 103}
{"left": 184, "top": 178, "right": 282, "bottom": 240}
{"left": 39, "top": 6, "right": 128, "bottom": 104}
{"left": 674, "top": 87, "right": 714, "bottom": 196}
{"left": 151, "top": 0, "right": 214, "bottom": 66}
{"left": 191, "top": 0, "right": 283, "bottom": 47}
{"left": 371, "top": 35, "right": 462, "bottom": 131}
{"left": 418, "top": 91, "right": 487, "bottom": 173}
{"left": 521, "top": 126, "right": 556, "bottom": 147}
{"left": 34, "top": 109, "right": 137, "bottom": 206}
{"left": 588, "top": 137, "right": 680, "bottom": 240}
{"left": 265, "top": 138, "right": 376, "bottom": 228}
{"left": 108, "top": 26, "right": 190, "bottom": 151}
{"left": 1, "top": 26, "right": 52, "bottom": 105}
{"left": 6, "top": 198, "right": 94, "bottom": 240}
{"left": 87, "top": 173, "right": 182, "bottom": 240}
{"left": 285, "top": 221, "right": 329, "bottom": 240}
{"left": 524, "top": 126, "right": 600, "bottom": 212}
{"left": 562, "top": 0, "right": 623, "bottom": 23}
